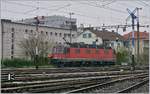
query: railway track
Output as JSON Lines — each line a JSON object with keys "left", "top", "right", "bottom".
{"left": 1, "top": 66, "right": 148, "bottom": 93}
{"left": 117, "top": 77, "right": 149, "bottom": 93}
{"left": 1, "top": 70, "right": 147, "bottom": 82}
{"left": 1, "top": 72, "right": 148, "bottom": 93}
{"left": 2, "top": 65, "right": 148, "bottom": 75}
{"left": 66, "top": 73, "right": 148, "bottom": 93}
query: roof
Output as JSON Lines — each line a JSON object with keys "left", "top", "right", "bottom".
{"left": 1, "top": 19, "right": 72, "bottom": 30}
{"left": 78, "top": 28, "right": 124, "bottom": 41}
{"left": 123, "top": 31, "right": 149, "bottom": 40}
{"left": 91, "top": 30, "right": 124, "bottom": 41}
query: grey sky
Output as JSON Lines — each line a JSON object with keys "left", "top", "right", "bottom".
{"left": 1, "top": 0, "right": 150, "bottom": 35}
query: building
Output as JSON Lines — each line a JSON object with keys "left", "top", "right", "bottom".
{"left": 17, "top": 15, "right": 77, "bottom": 31}
{"left": 123, "top": 31, "right": 149, "bottom": 55}
{"left": 73, "top": 28, "right": 124, "bottom": 50}
{"left": 1, "top": 19, "right": 77, "bottom": 59}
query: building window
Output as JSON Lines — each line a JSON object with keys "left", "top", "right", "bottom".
{"left": 75, "top": 49, "right": 80, "bottom": 54}
{"left": 46, "top": 32, "right": 48, "bottom": 35}
{"left": 11, "top": 56, "right": 13, "bottom": 59}
{"left": 25, "top": 52, "right": 28, "bottom": 56}
{"left": 68, "top": 34, "right": 70, "bottom": 37}
{"left": 11, "top": 44, "right": 14, "bottom": 50}
{"left": 12, "top": 38, "right": 14, "bottom": 43}
{"left": 11, "top": 28, "right": 14, "bottom": 32}
{"left": 41, "top": 31, "right": 43, "bottom": 34}
{"left": 59, "top": 33, "right": 62, "bottom": 37}
{"left": 11, "top": 44, "right": 14, "bottom": 59}
{"left": 31, "top": 30, "right": 33, "bottom": 33}
{"left": 50, "top": 32, "right": 53, "bottom": 35}
{"left": 12, "top": 33, "right": 14, "bottom": 38}
{"left": 83, "top": 34, "right": 87, "bottom": 38}
{"left": 55, "top": 33, "right": 57, "bottom": 36}
{"left": 111, "top": 43, "right": 114, "bottom": 47}
{"left": 25, "top": 29, "right": 28, "bottom": 33}
{"left": 64, "top": 33, "right": 67, "bottom": 37}
{"left": 88, "top": 33, "right": 91, "bottom": 38}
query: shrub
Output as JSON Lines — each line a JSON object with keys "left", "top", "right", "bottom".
{"left": 1, "top": 57, "right": 50, "bottom": 68}
{"left": 116, "top": 47, "right": 130, "bottom": 65}
{"left": 1, "top": 58, "right": 34, "bottom": 68}
{"left": 136, "top": 53, "right": 149, "bottom": 65}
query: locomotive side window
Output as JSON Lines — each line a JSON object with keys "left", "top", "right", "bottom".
{"left": 104, "top": 49, "right": 109, "bottom": 54}
{"left": 95, "top": 49, "right": 99, "bottom": 54}
{"left": 86, "top": 49, "right": 91, "bottom": 54}
{"left": 75, "top": 49, "right": 80, "bottom": 54}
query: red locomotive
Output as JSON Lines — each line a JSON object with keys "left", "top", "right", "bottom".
{"left": 48, "top": 43, "right": 116, "bottom": 67}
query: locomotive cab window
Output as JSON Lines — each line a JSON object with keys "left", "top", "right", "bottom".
{"left": 64, "top": 48, "right": 70, "bottom": 54}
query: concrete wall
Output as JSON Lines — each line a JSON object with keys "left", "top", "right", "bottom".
{"left": 1, "top": 20, "right": 77, "bottom": 59}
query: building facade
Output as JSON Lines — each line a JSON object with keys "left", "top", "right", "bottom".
{"left": 123, "top": 31, "right": 149, "bottom": 55}
{"left": 73, "top": 28, "right": 124, "bottom": 50}
{"left": 1, "top": 19, "right": 77, "bottom": 59}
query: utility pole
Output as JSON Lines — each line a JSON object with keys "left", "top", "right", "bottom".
{"left": 126, "top": 8, "right": 137, "bottom": 70}
{"left": 69, "top": 12, "right": 74, "bottom": 44}
{"left": 34, "top": 16, "right": 39, "bottom": 70}
{"left": 136, "top": 8, "right": 142, "bottom": 64}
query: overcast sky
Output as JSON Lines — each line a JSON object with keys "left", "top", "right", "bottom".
{"left": 1, "top": 0, "right": 150, "bottom": 35}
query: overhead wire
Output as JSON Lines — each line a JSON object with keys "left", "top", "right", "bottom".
{"left": 1, "top": 0, "right": 106, "bottom": 21}
{"left": 1, "top": 0, "right": 124, "bottom": 25}
{"left": 138, "top": 1, "right": 150, "bottom": 7}
{"left": 1, "top": 1, "right": 149, "bottom": 26}
{"left": 75, "top": 1, "right": 150, "bottom": 20}
{"left": 2, "top": 1, "right": 71, "bottom": 14}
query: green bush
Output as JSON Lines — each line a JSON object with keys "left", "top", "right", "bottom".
{"left": 116, "top": 47, "right": 130, "bottom": 65}
{"left": 136, "top": 53, "right": 149, "bottom": 65}
{"left": 1, "top": 58, "right": 34, "bottom": 68}
{"left": 1, "top": 57, "right": 50, "bottom": 68}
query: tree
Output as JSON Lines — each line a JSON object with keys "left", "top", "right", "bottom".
{"left": 19, "top": 32, "right": 54, "bottom": 69}
{"left": 116, "top": 47, "right": 130, "bottom": 65}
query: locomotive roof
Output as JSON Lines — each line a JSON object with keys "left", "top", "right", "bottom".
{"left": 69, "top": 43, "right": 111, "bottom": 49}
{"left": 54, "top": 43, "right": 111, "bottom": 49}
